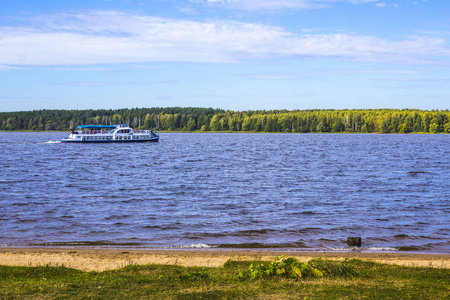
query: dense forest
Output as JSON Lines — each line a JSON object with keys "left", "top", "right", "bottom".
{"left": 1, "top": 107, "right": 449, "bottom": 133}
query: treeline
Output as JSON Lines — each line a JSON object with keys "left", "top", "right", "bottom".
{"left": 1, "top": 107, "right": 450, "bottom": 133}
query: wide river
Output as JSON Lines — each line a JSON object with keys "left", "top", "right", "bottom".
{"left": 0, "top": 132, "right": 448, "bottom": 253}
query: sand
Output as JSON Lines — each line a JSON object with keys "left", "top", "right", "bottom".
{"left": 0, "top": 248, "right": 448, "bottom": 272}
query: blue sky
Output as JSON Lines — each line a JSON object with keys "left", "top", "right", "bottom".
{"left": 0, "top": 0, "right": 449, "bottom": 112}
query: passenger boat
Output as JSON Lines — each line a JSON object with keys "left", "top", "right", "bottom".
{"left": 61, "top": 124, "right": 159, "bottom": 143}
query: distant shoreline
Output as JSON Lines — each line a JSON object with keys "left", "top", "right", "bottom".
{"left": 0, "top": 130, "right": 446, "bottom": 134}
{"left": 2, "top": 108, "right": 449, "bottom": 133}
{"left": 1, "top": 247, "right": 448, "bottom": 272}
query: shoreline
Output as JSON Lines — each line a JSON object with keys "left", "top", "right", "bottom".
{"left": 1, "top": 130, "right": 446, "bottom": 134}
{"left": 1, "top": 247, "right": 448, "bottom": 272}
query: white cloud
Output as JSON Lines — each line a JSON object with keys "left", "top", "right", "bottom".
{"left": 0, "top": 65, "right": 32, "bottom": 71}
{"left": 58, "top": 82, "right": 114, "bottom": 87}
{"left": 191, "top": 0, "right": 380, "bottom": 10}
{"left": 376, "top": 2, "right": 400, "bottom": 8}
{"left": 195, "top": 0, "right": 316, "bottom": 10}
{"left": 245, "top": 69, "right": 423, "bottom": 80}
{"left": 0, "top": 10, "right": 448, "bottom": 66}
{"left": 46, "top": 67, "right": 116, "bottom": 71}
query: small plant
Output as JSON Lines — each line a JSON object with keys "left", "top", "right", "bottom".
{"left": 237, "top": 256, "right": 357, "bottom": 280}
{"left": 309, "top": 257, "right": 358, "bottom": 278}
{"left": 180, "top": 268, "right": 209, "bottom": 280}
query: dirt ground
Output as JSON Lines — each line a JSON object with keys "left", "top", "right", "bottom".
{"left": 0, "top": 248, "right": 448, "bottom": 272}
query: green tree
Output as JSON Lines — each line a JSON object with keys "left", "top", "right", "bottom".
{"left": 429, "top": 123, "right": 439, "bottom": 134}
{"left": 210, "top": 115, "right": 222, "bottom": 131}
{"left": 444, "top": 122, "right": 450, "bottom": 133}
{"left": 187, "top": 117, "right": 196, "bottom": 131}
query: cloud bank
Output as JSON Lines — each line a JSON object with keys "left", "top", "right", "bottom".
{"left": 0, "top": 10, "right": 447, "bottom": 66}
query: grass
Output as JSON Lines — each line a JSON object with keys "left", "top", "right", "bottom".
{"left": 0, "top": 258, "right": 449, "bottom": 299}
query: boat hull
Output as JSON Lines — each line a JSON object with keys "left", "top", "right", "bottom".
{"left": 61, "top": 137, "right": 159, "bottom": 143}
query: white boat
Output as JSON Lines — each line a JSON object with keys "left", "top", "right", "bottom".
{"left": 61, "top": 124, "right": 159, "bottom": 143}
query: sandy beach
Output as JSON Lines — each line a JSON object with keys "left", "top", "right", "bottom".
{"left": 0, "top": 248, "right": 448, "bottom": 272}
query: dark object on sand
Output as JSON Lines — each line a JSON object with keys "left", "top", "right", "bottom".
{"left": 347, "top": 237, "right": 362, "bottom": 247}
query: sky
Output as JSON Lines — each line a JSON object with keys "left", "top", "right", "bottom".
{"left": 0, "top": 0, "right": 449, "bottom": 112}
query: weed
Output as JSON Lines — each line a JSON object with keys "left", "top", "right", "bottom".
{"left": 236, "top": 256, "right": 357, "bottom": 280}
{"left": 180, "top": 269, "right": 209, "bottom": 280}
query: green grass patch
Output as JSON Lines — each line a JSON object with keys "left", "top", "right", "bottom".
{"left": 0, "top": 258, "right": 449, "bottom": 299}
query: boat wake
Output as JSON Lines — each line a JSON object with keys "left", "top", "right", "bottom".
{"left": 45, "top": 141, "right": 61, "bottom": 144}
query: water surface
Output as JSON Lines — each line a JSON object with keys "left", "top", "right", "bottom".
{"left": 0, "top": 132, "right": 448, "bottom": 253}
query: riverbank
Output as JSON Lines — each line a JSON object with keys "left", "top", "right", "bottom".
{"left": 2, "top": 248, "right": 449, "bottom": 299}
{"left": 0, "top": 248, "right": 448, "bottom": 271}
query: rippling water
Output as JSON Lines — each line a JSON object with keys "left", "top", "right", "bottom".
{"left": 0, "top": 132, "right": 449, "bottom": 253}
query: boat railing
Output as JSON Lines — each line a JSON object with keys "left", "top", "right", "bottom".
{"left": 74, "top": 129, "right": 156, "bottom": 135}
{"left": 75, "top": 130, "right": 114, "bottom": 134}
